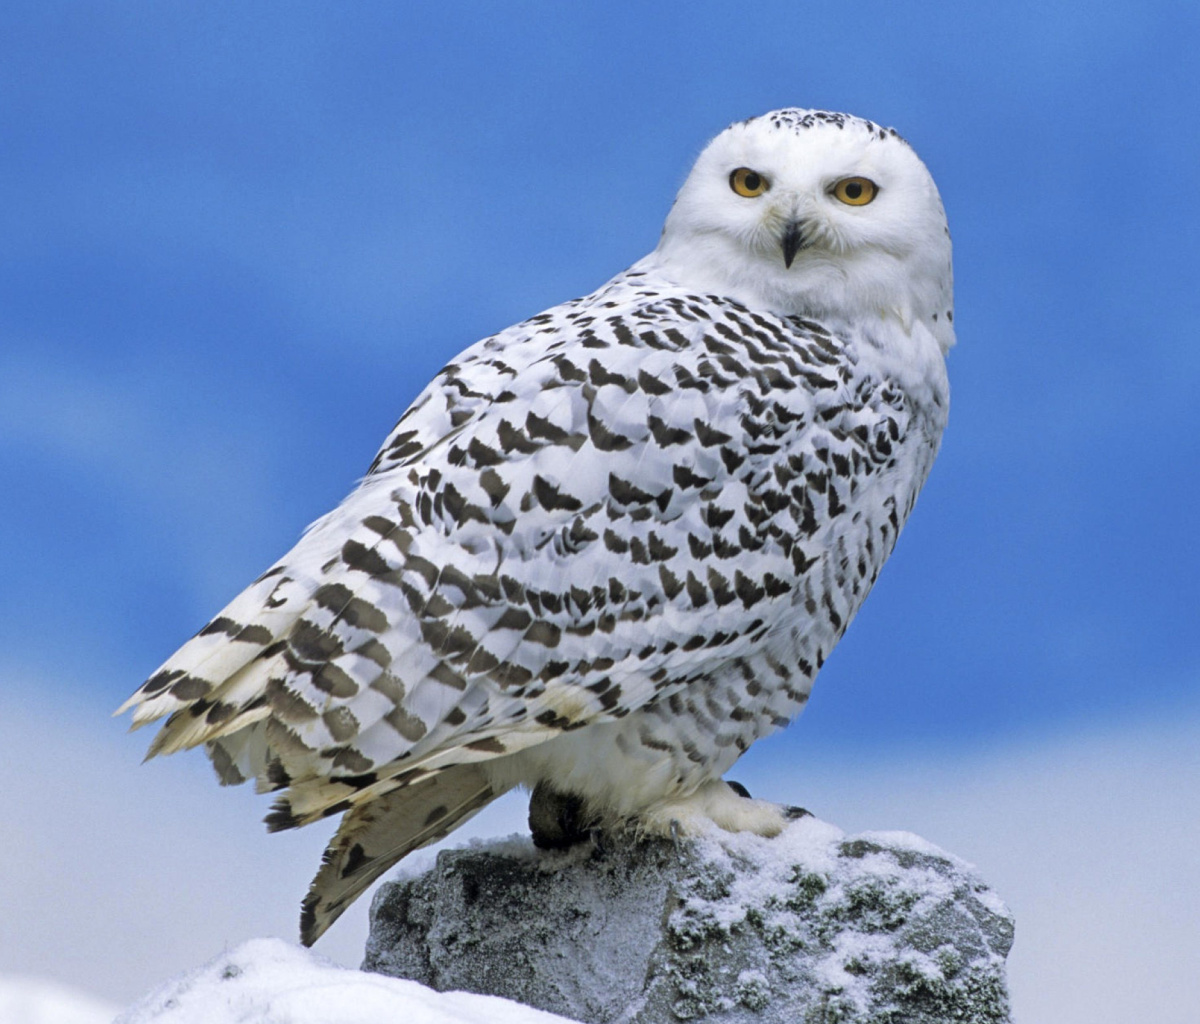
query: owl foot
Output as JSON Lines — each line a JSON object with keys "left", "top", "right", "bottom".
{"left": 528, "top": 781, "right": 599, "bottom": 850}
{"left": 640, "top": 779, "right": 798, "bottom": 839}
{"left": 728, "top": 779, "right": 810, "bottom": 821}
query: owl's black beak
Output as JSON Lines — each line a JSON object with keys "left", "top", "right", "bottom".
{"left": 781, "top": 221, "right": 807, "bottom": 268}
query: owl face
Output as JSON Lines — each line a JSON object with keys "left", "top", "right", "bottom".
{"left": 657, "top": 110, "right": 953, "bottom": 350}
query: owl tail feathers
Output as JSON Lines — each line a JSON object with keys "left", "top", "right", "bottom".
{"left": 298, "top": 763, "right": 509, "bottom": 946}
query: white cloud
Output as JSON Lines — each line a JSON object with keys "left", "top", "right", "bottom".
{"left": 2, "top": 694, "right": 1196, "bottom": 1023}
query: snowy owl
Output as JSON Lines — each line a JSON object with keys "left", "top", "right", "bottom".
{"left": 120, "top": 108, "right": 954, "bottom": 944}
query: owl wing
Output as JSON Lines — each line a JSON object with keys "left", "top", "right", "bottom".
{"left": 120, "top": 283, "right": 921, "bottom": 835}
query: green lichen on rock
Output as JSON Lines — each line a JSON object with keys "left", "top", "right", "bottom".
{"left": 785, "top": 869, "right": 829, "bottom": 910}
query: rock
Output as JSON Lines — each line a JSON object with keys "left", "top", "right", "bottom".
{"left": 364, "top": 817, "right": 1014, "bottom": 1024}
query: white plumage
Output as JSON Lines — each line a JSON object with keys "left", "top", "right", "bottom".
{"left": 120, "top": 108, "right": 954, "bottom": 944}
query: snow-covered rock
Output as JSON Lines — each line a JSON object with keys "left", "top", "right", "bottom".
{"left": 365, "top": 816, "right": 1014, "bottom": 1023}
{"left": 0, "top": 975, "right": 117, "bottom": 1024}
{"left": 111, "top": 938, "right": 577, "bottom": 1024}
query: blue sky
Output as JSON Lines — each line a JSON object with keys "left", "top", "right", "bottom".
{"left": 3, "top": 2, "right": 1198, "bottom": 741}
{"left": 1, "top": 3, "right": 1198, "bottom": 1019}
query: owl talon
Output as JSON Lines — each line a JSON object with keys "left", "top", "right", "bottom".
{"left": 590, "top": 830, "right": 608, "bottom": 858}
{"left": 529, "top": 782, "right": 596, "bottom": 850}
{"left": 668, "top": 819, "right": 688, "bottom": 864}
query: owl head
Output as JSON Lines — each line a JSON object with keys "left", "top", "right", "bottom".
{"left": 656, "top": 109, "right": 954, "bottom": 354}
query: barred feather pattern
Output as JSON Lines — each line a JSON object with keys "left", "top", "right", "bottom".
{"left": 119, "top": 108, "right": 953, "bottom": 944}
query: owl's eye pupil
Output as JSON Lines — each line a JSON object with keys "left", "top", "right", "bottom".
{"left": 844, "top": 181, "right": 862, "bottom": 199}
{"left": 730, "top": 167, "right": 769, "bottom": 197}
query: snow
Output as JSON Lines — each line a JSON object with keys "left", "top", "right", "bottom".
{"left": 0, "top": 975, "right": 117, "bottom": 1024}
{"left": 111, "top": 938, "right": 577, "bottom": 1024}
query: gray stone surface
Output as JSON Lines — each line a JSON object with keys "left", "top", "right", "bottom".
{"left": 363, "top": 816, "right": 1014, "bottom": 1024}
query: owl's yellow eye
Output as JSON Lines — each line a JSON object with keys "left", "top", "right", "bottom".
{"left": 729, "top": 167, "right": 769, "bottom": 198}
{"left": 832, "top": 177, "right": 878, "bottom": 206}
